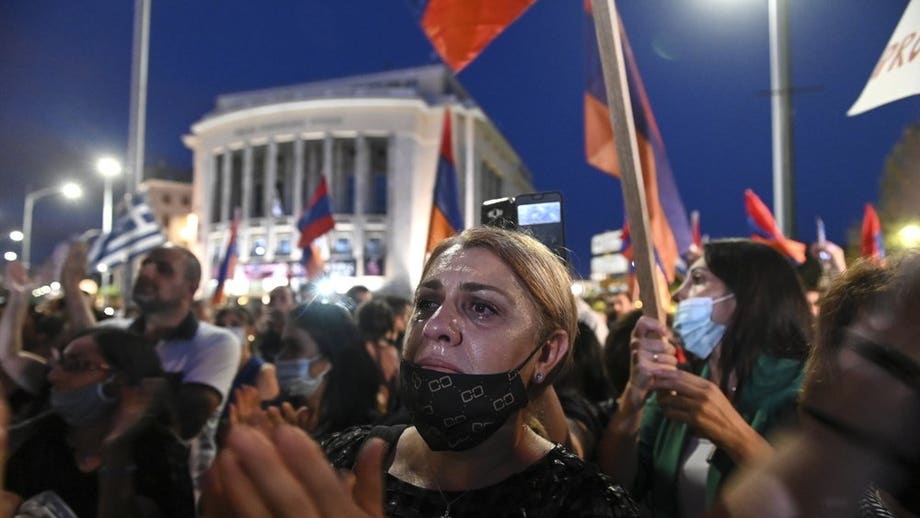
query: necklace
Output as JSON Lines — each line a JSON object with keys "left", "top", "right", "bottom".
{"left": 435, "top": 488, "right": 469, "bottom": 518}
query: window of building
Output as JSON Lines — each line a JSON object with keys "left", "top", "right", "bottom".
{"left": 276, "top": 141, "right": 295, "bottom": 217}
{"left": 162, "top": 193, "right": 172, "bottom": 205}
{"left": 230, "top": 150, "right": 244, "bottom": 216}
{"left": 364, "top": 235, "right": 385, "bottom": 276}
{"left": 332, "top": 138, "right": 355, "bottom": 214}
{"left": 368, "top": 137, "right": 388, "bottom": 215}
{"left": 251, "top": 145, "right": 267, "bottom": 219}
{"left": 251, "top": 238, "right": 267, "bottom": 257}
{"left": 276, "top": 235, "right": 292, "bottom": 256}
{"left": 211, "top": 154, "right": 224, "bottom": 223}
{"left": 332, "top": 236, "right": 352, "bottom": 255}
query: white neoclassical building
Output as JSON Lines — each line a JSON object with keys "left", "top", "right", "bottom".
{"left": 184, "top": 65, "right": 534, "bottom": 298}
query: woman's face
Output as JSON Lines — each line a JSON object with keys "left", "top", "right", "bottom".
{"left": 279, "top": 322, "right": 331, "bottom": 379}
{"left": 404, "top": 245, "right": 543, "bottom": 376}
{"left": 674, "top": 257, "right": 736, "bottom": 325}
{"left": 47, "top": 335, "right": 111, "bottom": 392}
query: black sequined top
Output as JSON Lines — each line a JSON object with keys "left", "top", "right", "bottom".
{"left": 323, "top": 426, "right": 639, "bottom": 518}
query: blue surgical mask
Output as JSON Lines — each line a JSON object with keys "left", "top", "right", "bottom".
{"left": 50, "top": 381, "right": 117, "bottom": 427}
{"left": 673, "top": 294, "right": 734, "bottom": 360}
{"left": 276, "top": 356, "right": 328, "bottom": 397}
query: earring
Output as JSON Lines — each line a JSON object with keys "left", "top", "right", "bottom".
{"left": 534, "top": 372, "right": 544, "bottom": 383}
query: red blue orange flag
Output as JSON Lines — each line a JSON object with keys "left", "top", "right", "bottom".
{"left": 408, "top": 0, "right": 536, "bottom": 72}
{"left": 426, "top": 110, "right": 464, "bottom": 253}
{"left": 583, "top": 1, "right": 691, "bottom": 282}
{"left": 861, "top": 203, "right": 885, "bottom": 260}
{"left": 297, "top": 177, "right": 335, "bottom": 279}
{"left": 211, "top": 209, "right": 240, "bottom": 306}
{"left": 744, "top": 189, "right": 806, "bottom": 264}
{"left": 690, "top": 210, "right": 702, "bottom": 250}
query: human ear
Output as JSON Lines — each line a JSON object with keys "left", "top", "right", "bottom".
{"left": 532, "top": 329, "right": 569, "bottom": 383}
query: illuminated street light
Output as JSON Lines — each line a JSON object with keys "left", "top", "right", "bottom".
{"left": 3, "top": 251, "right": 17, "bottom": 262}
{"left": 898, "top": 224, "right": 920, "bottom": 248}
{"left": 22, "top": 182, "right": 83, "bottom": 267}
{"left": 9, "top": 231, "right": 23, "bottom": 242}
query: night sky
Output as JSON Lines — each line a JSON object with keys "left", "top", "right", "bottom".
{"left": 2, "top": 0, "right": 918, "bottom": 279}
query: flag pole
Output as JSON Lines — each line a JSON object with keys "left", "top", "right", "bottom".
{"left": 591, "top": 0, "right": 665, "bottom": 323}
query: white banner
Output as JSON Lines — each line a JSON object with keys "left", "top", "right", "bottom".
{"left": 848, "top": 0, "right": 920, "bottom": 116}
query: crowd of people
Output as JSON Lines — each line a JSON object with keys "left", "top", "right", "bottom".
{"left": 0, "top": 226, "right": 916, "bottom": 517}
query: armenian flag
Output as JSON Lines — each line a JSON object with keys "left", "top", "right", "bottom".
{"left": 409, "top": 0, "right": 536, "bottom": 72}
{"left": 861, "top": 203, "right": 885, "bottom": 260}
{"left": 584, "top": 1, "right": 691, "bottom": 282}
{"left": 426, "top": 109, "right": 464, "bottom": 253}
{"left": 211, "top": 210, "right": 240, "bottom": 306}
{"left": 745, "top": 188, "right": 806, "bottom": 264}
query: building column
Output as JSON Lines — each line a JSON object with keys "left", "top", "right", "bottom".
{"left": 265, "top": 141, "right": 278, "bottom": 261}
{"left": 221, "top": 149, "right": 231, "bottom": 223}
{"left": 354, "top": 133, "right": 369, "bottom": 275}
{"left": 240, "top": 145, "right": 253, "bottom": 261}
{"left": 293, "top": 137, "right": 304, "bottom": 219}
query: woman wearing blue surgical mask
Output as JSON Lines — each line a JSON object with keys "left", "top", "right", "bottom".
{"left": 5, "top": 327, "right": 194, "bottom": 517}
{"left": 271, "top": 302, "right": 380, "bottom": 440}
{"left": 597, "top": 239, "right": 812, "bottom": 518}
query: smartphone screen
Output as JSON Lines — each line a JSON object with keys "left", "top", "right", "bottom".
{"left": 515, "top": 192, "right": 567, "bottom": 262}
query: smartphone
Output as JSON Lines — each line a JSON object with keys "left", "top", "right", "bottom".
{"left": 514, "top": 192, "right": 567, "bottom": 263}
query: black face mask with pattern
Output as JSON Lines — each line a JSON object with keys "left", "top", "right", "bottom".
{"left": 399, "top": 344, "right": 542, "bottom": 451}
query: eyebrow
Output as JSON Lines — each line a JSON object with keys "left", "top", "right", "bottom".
{"left": 417, "top": 279, "right": 512, "bottom": 301}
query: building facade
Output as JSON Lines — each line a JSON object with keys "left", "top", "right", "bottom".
{"left": 184, "top": 65, "right": 534, "bottom": 298}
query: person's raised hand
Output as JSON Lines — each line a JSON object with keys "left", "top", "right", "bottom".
{"left": 622, "top": 315, "right": 679, "bottom": 409}
{"left": 4, "top": 261, "right": 32, "bottom": 298}
{"left": 61, "top": 241, "right": 88, "bottom": 290}
{"left": 203, "top": 423, "right": 386, "bottom": 518}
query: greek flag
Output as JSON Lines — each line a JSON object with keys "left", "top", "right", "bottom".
{"left": 88, "top": 193, "right": 167, "bottom": 269}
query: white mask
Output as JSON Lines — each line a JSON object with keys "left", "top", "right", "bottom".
{"left": 275, "top": 356, "right": 329, "bottom": 397}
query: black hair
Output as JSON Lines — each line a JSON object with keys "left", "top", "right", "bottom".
{"left": 704, "top": 239, "right": 813, "bottom": 392}
{"left": 74, "top": 327, "right": 164, "bottom": 385}
{"left": 604, "top": 308, "right": 643, "bottom": 398}
{"left": 288, "top": 302, "right": 380, "bottom": 436}
{"left": 355, "top": 300, "right": 394, "bottom": 343}
{"left": 556, "top": 322, "right": 611, "bottom": 403}
{"left": 214, "top": 306, "right": 254, "bottom": 327}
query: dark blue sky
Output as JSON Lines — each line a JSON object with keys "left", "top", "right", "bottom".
{"left": 2, "top": 0, "right": 918, "bottom": 278}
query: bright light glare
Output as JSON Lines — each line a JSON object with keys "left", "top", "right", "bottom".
{"left": 60, "top": 182, "right": 83, "bottom": 200}
{"left": 96, "top": 263, "right": 109, "bottom": 273}
{"left": 96, "top": 157, "right": 123, "bottom": 178}
{"left": 898, "top": 224, "right": 920, "bottom": 248}
{"left": 103, "top": 307, "right": 116, "bottom": 316}
{"left": 3, "top": 251, "right": 17, "bottom": 261}
{"left": 9, "top": 231, "right": 23, "bottom": 242}
{"left": 49, "top": 281, "right": 61, "bottom": 291}
{"left": 316, "top": 278, "right": 336, "bottom": 297}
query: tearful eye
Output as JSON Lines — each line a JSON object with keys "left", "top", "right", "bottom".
{"left": 469, "top": 301, "right": 497, "bottom": 318}
{"left": 413, "top": 299, "right": 439, "bottom": 319}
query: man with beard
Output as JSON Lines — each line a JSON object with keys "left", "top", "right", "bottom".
{"left": 74, "top": 246, "right": 240, "bottom": 495}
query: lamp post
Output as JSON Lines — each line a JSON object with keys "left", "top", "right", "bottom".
{"left": 96, "top": 157, "right": 123, "bottom": 234}
{"left": 22, "top": 182, "right": 83, "bottom": 267}
{"left": 768, "top": 0, "right": 794, "bottom": 237}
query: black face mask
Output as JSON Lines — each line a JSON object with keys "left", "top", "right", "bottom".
{"left": 399, "top": 344, "right": 542, "bottom": 451}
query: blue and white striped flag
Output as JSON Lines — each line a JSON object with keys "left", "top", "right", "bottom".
{"left": 88, "top": 192, "right": 167, "bottom": 269}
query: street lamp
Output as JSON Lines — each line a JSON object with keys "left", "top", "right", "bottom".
{"left": 22, "top": 182, "right": 83, "bottom": 267}
{"left": 96, "top": 157, "right": 123, "bottom": 234}
{"left": 9, "top": 231, "right": 23, "bottom": 242}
